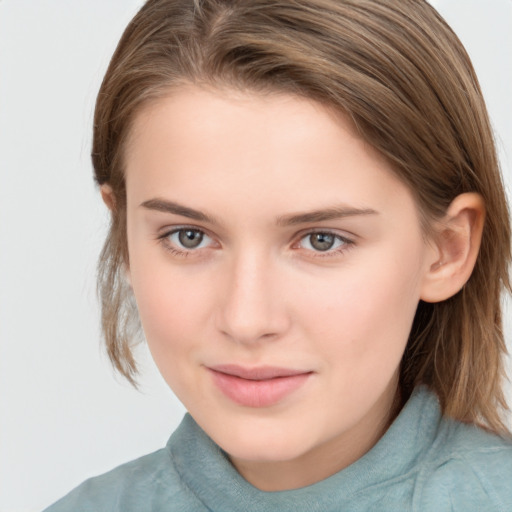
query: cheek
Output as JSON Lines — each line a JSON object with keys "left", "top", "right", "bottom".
{"left": 294, "top": 246, "right": 424, "bottom": 377}
{"left": 134, "top": 273, "right": 205, "bottom": 345}
{"left": 127, "top": 243, "right": 212, "bottom": 377}
{"left": 131, "top": 272, "right": 212, "bottom": 405}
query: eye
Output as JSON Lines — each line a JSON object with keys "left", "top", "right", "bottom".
{"left": 160, "top": 228, "right": 213, "bottom": 252}
{"left": 298, "top": 232, "right": 350, "bottom": 252}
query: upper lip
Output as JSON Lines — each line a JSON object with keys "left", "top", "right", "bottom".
{"left": 208, "top": 364, "right": 312, "bottom": 381}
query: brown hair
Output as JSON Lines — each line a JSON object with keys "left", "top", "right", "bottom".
{"left": 92, "top": 0, "right": 511, "bottom": 433}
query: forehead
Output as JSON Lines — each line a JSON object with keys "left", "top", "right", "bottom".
{"left": 124, "top": 86, "right": 418, "bottom": 223}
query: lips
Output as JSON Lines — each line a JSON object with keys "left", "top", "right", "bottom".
{"left": 207, "top": 365, "right": 312, "bottom": 408}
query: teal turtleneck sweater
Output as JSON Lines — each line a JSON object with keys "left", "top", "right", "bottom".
{"left": 44, "top": 387, "right": 512, "bottom": 511}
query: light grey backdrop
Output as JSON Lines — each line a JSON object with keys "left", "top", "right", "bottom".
{"left": 0, "top": 1, "right": 510, "bottom": 511}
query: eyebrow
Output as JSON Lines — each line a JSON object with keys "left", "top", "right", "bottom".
{"left": 140, "top": 198, "right": 218, "bottom": 224}
{"left": 140, "top": 198, "right": 378, "bottom": 226}
{"left": 276, "top": 206, "right": 378, "bottom": 226}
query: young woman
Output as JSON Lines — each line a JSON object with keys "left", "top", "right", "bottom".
{"left": 45, "top": 0, "right": 512, "bottom": 510}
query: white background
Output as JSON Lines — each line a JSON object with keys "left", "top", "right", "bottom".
{"left": 0, "top": 1, "right": 511, "bottom": 511}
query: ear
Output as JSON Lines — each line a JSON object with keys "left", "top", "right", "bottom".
{"left": 420, "top": 193, "right": 485, "bottom": 303}
{"left": 100, "top": 184, "right": 116, "bottom": 211}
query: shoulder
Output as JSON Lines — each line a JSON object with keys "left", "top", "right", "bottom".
{"left": 42, "top": 444, "right": 204, "bottom": 512}
{"left": 418, "top": 419, "right": 512, "bottom": 512}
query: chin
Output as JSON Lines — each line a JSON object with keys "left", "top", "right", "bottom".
{"left": 208, "top": 414, "right": 315, "bottom": 463}
{"left": 225, "top": 439, "right": 309, "bottom": 464}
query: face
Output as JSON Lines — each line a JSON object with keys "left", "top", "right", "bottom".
{"left": 123, "top": 86, "right": 437, "bottom": 490}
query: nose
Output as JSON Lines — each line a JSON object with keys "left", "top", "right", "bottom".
{"left": 216, "top": 249, "right": 290, "bottom": 345}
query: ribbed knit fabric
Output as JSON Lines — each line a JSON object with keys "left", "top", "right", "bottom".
{"left": 44, "top": 386, "right": 512, "bottom": 511}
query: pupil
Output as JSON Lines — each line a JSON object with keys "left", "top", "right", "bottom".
{"left": 179, "top": 230, "right": 203, "bottom": 249}
{"left": 310, "top": 233, "right": 334, "bottom": 251}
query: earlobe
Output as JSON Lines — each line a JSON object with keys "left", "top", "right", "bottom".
{"left": 123, "top": 263, "right": 132, "bottom": 287}
{"left": 420, "top": 193, "right": 485, "bottom": 303}
{"left": 100, "top": 184, "right": 116, "bottom": 211}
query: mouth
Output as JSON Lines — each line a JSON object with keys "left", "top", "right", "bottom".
{"left": 207, "top": 364, "right": 313, "bottom": 408}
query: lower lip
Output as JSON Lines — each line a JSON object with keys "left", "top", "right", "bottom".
{"left": 208, "top": 369, "right": 311, "bottom": 408}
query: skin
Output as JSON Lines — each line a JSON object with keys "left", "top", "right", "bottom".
{"left": 114, "top": 86, "right": 483, "bottom": 491}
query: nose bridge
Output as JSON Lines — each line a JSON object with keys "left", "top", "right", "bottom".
{"left": 218, "top": 245, "right": 286, "bottom": 344}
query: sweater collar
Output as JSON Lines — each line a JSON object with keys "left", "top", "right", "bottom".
{"left": 168, "top": 386, "right": 441, "bottom": 512}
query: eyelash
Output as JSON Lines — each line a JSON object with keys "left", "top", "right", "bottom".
{"left": 156, "top": 227, "right": 354, "bottom": 259}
